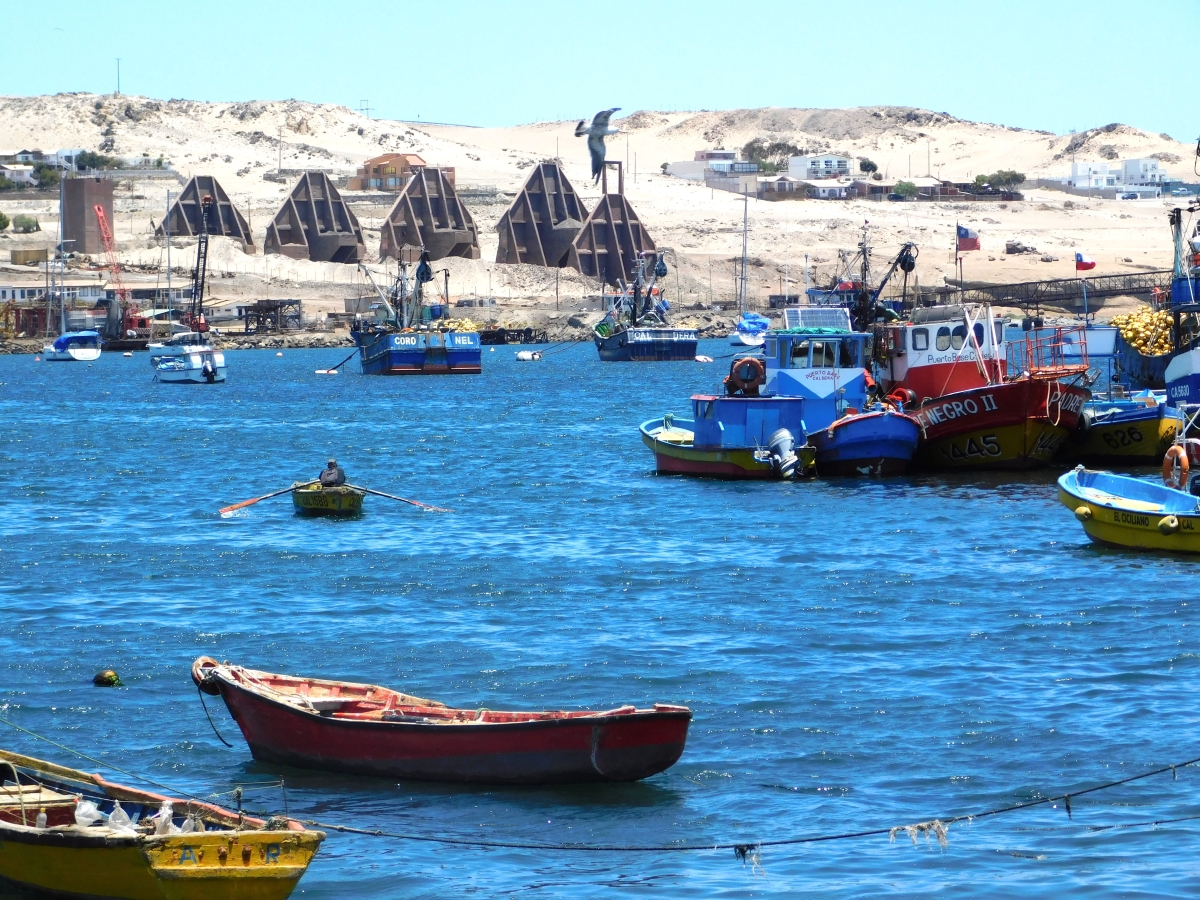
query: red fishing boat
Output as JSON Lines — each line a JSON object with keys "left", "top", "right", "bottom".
{"left": 874, "top": 304, "right": 1090, "bottom": 469}
{"left": 192, "top": 657, "right": 692, "bottom": 785}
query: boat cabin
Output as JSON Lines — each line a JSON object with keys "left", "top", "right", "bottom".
{"left": 874, "top": 305, "right": 1007, "bottom": 401}
{"left": 158, "top": 331, "right": 212, "bottom": 348}
{"left": 762, "top": 329, "right": 873, "bottom": 428}
{"left": 690, "top": 395, "right": 807, "bottom": 450}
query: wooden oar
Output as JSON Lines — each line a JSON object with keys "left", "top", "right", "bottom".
{"left": 344, "top": 483, "right": 452, "bottom": 512}
{"left": 219, "top": 481, "right": 317, "bottom": 516}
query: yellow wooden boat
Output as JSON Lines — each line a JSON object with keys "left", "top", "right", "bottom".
{"left": 291, "top": 483, "right": 364, "bottom": 517}
{"left": 0, "top": 748, "right": 323, "bottom": 900}
{"left": 1057, "top": 465, "right": 1200, "bottom": 552}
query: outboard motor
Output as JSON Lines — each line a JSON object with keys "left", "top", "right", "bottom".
{"left": 766, "top": 427, "right": 799, "bottom": 480}
{"left": 202, "top": 359, "right": 216, "bottom": 384}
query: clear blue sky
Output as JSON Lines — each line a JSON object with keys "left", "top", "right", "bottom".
{"left": 3, "top": 0, "right": 1195, "bottom": 140}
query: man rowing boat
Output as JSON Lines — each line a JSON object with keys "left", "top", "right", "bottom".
{"left": 319, "top": 458, "right": 346, "bottom": 486}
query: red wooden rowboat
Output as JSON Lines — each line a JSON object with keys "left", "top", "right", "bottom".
{"left": 191, "top": 657, "right": 692, "bottom": 785}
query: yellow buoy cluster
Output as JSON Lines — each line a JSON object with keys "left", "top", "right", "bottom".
{"left": 1110, "top": 307, "right": 1172, "bottom": 356}
{"left": 440, "top": 318, "right": 480, "bottom": 332}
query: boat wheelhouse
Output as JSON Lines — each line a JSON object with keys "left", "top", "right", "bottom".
{"left": 760, "top": 307, "right": 921, "bottom": 474}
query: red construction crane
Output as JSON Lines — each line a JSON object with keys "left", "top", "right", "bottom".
{"left": 94, "top": 204, "right": 145, "bottom": 338}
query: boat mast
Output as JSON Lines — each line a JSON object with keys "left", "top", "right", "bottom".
{"left": 57, "top": 174, "right": 65, "bottom": 335}
{"left": 164, "top": 189, "right": 172, "bottom": 340}
{"left": 738, "top": 192, "right": 749, "bottom": 315}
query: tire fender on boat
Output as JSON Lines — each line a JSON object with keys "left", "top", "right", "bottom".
{"left": 1159, "top": 515, "right": 1181, "bottom": 535}
{"left": 191, "top": 656, "right": 223, "bottom": 695}
{"left": 1164, "top": 445, "right": 1190, "bottom": 490}
{"left": 1076, "top": 410, "right": 1092, "bottom": 436}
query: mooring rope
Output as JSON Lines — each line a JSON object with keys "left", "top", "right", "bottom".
{"left": 294, "top": 750, "right": 1200, "bottom": 853}
{"left": 2, "top": 713, "right": 1197, "bottom": 858}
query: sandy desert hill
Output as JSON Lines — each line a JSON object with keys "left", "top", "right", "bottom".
{"left": 0, "top": 93, "right": 1193, "bottom": 328}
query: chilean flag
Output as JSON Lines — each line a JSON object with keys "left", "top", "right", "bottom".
{"left": 1075, "top": 252, "right": 1097, "bottom": 271}
{"left": 956, "top": 224, "right": 980, "bottom": 252}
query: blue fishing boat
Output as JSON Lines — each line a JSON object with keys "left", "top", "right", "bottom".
{"left": 594, "top": 254, "right": 697, "bottom": 362}
{"left": 352, "top": 249, "right": 481, "bottom": 375}
{"left": 763, "top": 308, "right": 920, "bottom": 475}
{"left": 640, "top": 396, "right": 815, "bottom": 480}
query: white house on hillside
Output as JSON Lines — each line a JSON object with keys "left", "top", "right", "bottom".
{"left": 1068, "top": 161, "right": 1116, "bottom": 188}
{"left": 788, "top": 154, "right": 854, "bottom": 179}
{"left": 0, "top": 164, "right": 36, "bottom": 185}
{"left": 1121, "top": 158, "right": 1163, "bottom": 185}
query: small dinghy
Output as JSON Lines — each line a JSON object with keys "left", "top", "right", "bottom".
{"left": 291, "top": 483, "right": 365, "bottom": 517}
{"left": 0, "top": 747, "right": 323, "bottom": 900}
{"left": 192, "top": 657, "right": 692, "bottom": 784}
{"left": 1058, "top": 461, "right": 1200, "bottom": 552}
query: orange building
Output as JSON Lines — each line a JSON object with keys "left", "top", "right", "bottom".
{"left": 348, "top": 153, "right": 444, "bottom": 191}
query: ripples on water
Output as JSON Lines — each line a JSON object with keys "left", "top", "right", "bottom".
{"left": 1, "top": 343, "right": 1198, "bottom": 897}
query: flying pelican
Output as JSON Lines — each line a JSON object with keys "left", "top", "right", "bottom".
{"left": 575, "top": 108, "right": 621, "bottom": 184}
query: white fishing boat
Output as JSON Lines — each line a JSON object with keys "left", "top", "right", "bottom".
{"left": 42, "top": 330, "right": 102, "bottom": 361}
{"left": 149, "top": 331, "right": 225, "bottom": 383}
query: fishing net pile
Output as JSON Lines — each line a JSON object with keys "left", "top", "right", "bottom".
{"left": 1110, "top": 307, "right": 1172, "bottom": 356}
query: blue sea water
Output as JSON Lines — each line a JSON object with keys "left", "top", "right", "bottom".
{"left": 1, "top": 341, "right": 1199, "bottom": 898}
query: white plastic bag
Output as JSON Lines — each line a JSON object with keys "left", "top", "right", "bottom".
{"left": 153, "top": 800, "right": 174, "bottom": 835}
{"left": 109, "top": 800, "right": 131, "bottom": 829}
{"left": 74, "top": 798, "right": 102, "bottom": 826}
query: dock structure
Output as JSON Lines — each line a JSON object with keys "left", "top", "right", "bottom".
{"left": 568, "top": 162, "right": 656, "bottom": 288}
{"left": 264, "top": 173, "right": 365, "bottom": 263}
{"left": 379, "top": 167, "right": 480, "bottom": 262}
{"left": 495, "top": 162, "right": 588, "bottom": 267}
{"left": 237, "top": 298, "right": 302, "bottom": 333}
{"left": 946, "top": 269, "right": 1174, "bottom": 312}
{"left": 156, "top": 176, "right": 254, "bottom": 252}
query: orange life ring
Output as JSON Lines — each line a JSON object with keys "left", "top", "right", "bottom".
{"left": 728, "top": 356, "right": 766, "bottom": 394}
{"left": 1164, "top": 445, "right": 1190, "bottom": 490}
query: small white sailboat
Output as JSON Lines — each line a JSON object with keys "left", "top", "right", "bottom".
{"left": 149, "top": 331, "right": 225, "bottom": 383}
{"left": 43, "top": 330, "right": 103, "bottom": 361}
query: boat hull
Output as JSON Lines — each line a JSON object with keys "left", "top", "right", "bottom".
{"left": 595, "top": 327, "right": 698, "bottom": 362}
{"left": 354, "top": 331, "right": 482, "bottom": 375}
{"left": 1058, "top": 467, "right": 1200, "bottom": 552}
{"left": 808, "top": 410, "right": 921, "bottom": 476}
{"left": 907, "top": 379, "right": 1088, "bottom": 470}
{"left": 0, "top": 747, "right": 322, "bottom": 900}
{"left": 292, "top": 485, "right": 364, "bottom": 517}
{"left": 212, "top": 678, "right": 689, "bottom": 785}
{"left": 0, "top": 829, "right": 320, "bottom": 900}
{"left": 640, "top": 418, "right": 816, "bottom": 479}
{"left": 1059, "top": 398, "right": 1181, "bottom": 465}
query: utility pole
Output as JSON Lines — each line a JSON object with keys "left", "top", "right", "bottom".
{"left": 115, "top": 58, "right": 121, "bottom": 95}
